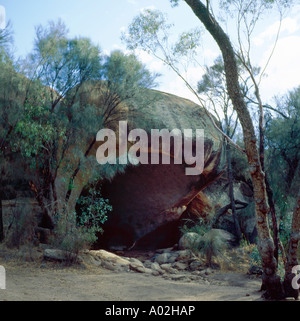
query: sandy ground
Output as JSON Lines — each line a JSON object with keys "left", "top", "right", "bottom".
{"left": 0, "top": 259, "right": 264, "bottom": 301}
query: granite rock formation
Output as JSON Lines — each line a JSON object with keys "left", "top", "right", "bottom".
{"left": 94, "top": 90, "right": 226, "bottom": 250}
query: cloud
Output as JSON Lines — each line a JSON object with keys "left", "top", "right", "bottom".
{"left": 253, "top": 17, "right": 300, "bottom": 46}
{"left": 134, "top": 49, "right": 153, "bottom": 64}
{"left": 127, "top": 0, "right": 137, "bottom": 5}
{"left": 139, "top": 6, "right": 157, "bottom": 14}
{"left": 162, "top": 65, "right": 205, "bottom": 104}
{"left": 0, "top": 5, "right": 6, "bottom": 30}
{"left": 202, "top": 48, "right": 219, "bottom": 65}
{"left": 134, "top": 49, "right": 164, "bottom": 72}
{"left": 120, "top": 26, "right": 127, "bottom": 33}
{"left": 259, "top": 35, "right": 300, "bottom": 102}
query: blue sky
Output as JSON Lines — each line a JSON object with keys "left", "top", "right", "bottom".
{"left": 1, "top": 0, "right": 300, "bottom": 105}
{"left": 1, "top": 0, "right": 201, "bottom": 57}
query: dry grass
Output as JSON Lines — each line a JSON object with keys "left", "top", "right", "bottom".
{"left": 212, "top": 244, "right": 256, "bottom": 273}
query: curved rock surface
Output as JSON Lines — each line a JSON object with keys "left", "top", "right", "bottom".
{"left": 96, "top": 90, "right": 226, "bottom": 250}
{"left": 51, "top": 85, "right": 226, "bottom": 250}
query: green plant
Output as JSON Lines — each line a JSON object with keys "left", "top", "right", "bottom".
{"left": 50, "top": 210, "right": 81, "bottom": 264}
{"left": 181, "top": 217, "right": 209, "bottom": 237}
{"left": 49, "top": 187, "right": 112, "bottom": 265}
{"left": 181, "top": 218, "right": 233, "bottom": 267}
{"left": 249, "top": 245, "right": 262, "bottom": 270}
{"left": 199, "top": 229, "right": 233, "bottom": 267}
{"left": 76, "top": 185, "right": 112, "bottom": 237}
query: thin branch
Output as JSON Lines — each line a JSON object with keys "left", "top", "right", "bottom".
{"left": 258, "top": 11, "right": 283, "bottom": 86}
{"left": 143, "top": 45, "right": 245, "bottom": 154}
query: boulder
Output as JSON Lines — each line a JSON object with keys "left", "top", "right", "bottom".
{"left": 172, "top": 262, "right": 188, "bottom": 271}
{"left": 175, "top": 250, "right": 192, "bottom": 260}
{"left": 189, "top": 260, "right": 204, "bottom": 271}
{"left": 89, "top": 249, "right": 130, "bottom": 267}
{"left": 178, "top": 232, "right": 201, "bottom": 251}
{"left": 154, "top": 252, "right": 178, "bottom": 264}
{"left": 128, "top": 258, "right": 147, "bottom": 273}
{"left": 130, "top": 262, "right": 146, "bottom": 273}
{"left": 170, "top": 274, "right": 187, "bottom": 281}
{"left": 150, "top": 262, "right": 164, "bottom": 275}
{"left": 129, "top": 257, "right": 144, "bottom": 265}
{"left": 154, "top": 253, "right": 171, "bottom": 264}
{"left": 54, "top": 87, "right": 225, "bottom": 250}
{"left": 43, "top": 249, "right": 79, "bottom": 263}
{"left": 160, "top": 264, "right": 178, "bottom": 274}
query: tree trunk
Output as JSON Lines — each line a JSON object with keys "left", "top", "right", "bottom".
{"left": 213, "top": 200, "right": 248, "bottom": 228}
{"left": 227, "top": 142, "right": 242, "bottom": 243}
{"left": 184, "top": 0, "right": 283, "bottom": 299}
{"left": 283, "top": 191, "right": 300, "bottom": 299}
{"left": 255, "top": 77, "right": 280, "bottom": 265}
{"left": 29, "top": 181, "right": 55, "bottom": 229}
{"left": 265, "top": 175, "right": 279, "bottom": 263}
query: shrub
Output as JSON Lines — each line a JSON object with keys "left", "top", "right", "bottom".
{"left": 5, "top": 201, "right": 36, "bottom": 249}
{"left": 248, "top": 245, "right": 262, "bottom": 270}
{"left": 199, "top": 229, "right": 233, "bottom": 267}
{"left": 76, "top": 185, "right": 112, "bottom": 236}
{"left": 181, "top": 218, "right": 233, "bottom": 267}
{"left": 50, "top": 185, "right": 112, "bottom": 264}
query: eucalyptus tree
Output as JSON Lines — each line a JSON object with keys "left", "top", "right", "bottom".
{"left": 64, "top": 49, "right": 160, "bottom": 207}
{"left": 265, "top": 87, "right": 300, "bottom": 199}
{"left": 15, "top": 20, "right": 160, "bottom": 233}
{"left": 171, "top": 0, "right": 296, "bottom": 299}
{"left": 123, "top": 0, "right": 296, "bottom": 298}
{"left": 0, "top": 24, "right": 24, "bottom": 242}
{"left": 13, "top": 20, "right": 103, "bottom": 229}
{"left": 198, "top": 56, "right": 243, "bottom": 242}
{"left": 265, "top": 88, "right": 300, "bottom": 293}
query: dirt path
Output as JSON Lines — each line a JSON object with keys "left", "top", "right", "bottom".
{"left": 0, "top": 262, "right": 263, "bottom": 301}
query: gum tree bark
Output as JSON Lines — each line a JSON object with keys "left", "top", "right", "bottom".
{"left": 183, "top": 0, "right": 283, "bottom": 298}
{"left": 283, "top": 191, "right": 300, "bottom": 299}
{"left": 226, "top": 142, "right": 242, "bottom": 242}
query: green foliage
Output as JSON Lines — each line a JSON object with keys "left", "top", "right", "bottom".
{"left": 49, "top": 184, "right": 112, "bottom": 261}
{"left": 122, "top": 8, "right": 202, "bottom": 69}
{"left": 200, "top": 229, "right": 233, "bottom": 267}
{"left": 13, "top": 101, "right": 55, "bottom": 157}
{"left": 220, "top": 0, "right": 291, "bottom": 12}
{"left": 181, "top": 219, "right": 233, "bottom": 266}
{"left": 50, "top": 210, "right": 91, "bottom": 264}
{"left": 279, "top": 206, "right": 294, "bottom": 249}
{"left": 102, "top": 49, "right": 159, "bottom": 107}
{"left": 172, "top": 28, "right": 203, "bottom": 57}
{"left": 0, "top": 22, "right": 13, "bottom": 52}
{"left": 0, "top": 53, "right": 24, "bottom": 154}
{"left": 197, "top": 56, "right": 240, "bottom": 138}
{"left": 122, "top": 9, "right": 173, "bottom": 53}
{"left": 0, "top": 17, "right": 160, "bottom": 249}
{"left": 198, "top": 56, "right": 226, "bottom": 96}
{"left": 181, "top": 217, "right": 209, "bottom": 237}
{"left": 76, "top": 185, "right": 112, "bottom": 236}
{"left": 170, "top": 0, "right": 180, "bottom": 7}
{"left": 10, "top": 20, "right": 103, "bottom": 174}
{"left": 265, "top": 87, "right": 300, "bottom": 222}
{"left": 27, "top": 19, "right": 101, "bottom": 98}
{"left": 104, "top": 50, "right": 158, "bottom": 88}
{"left": 248, "top": 245, "right": 262, "bottom": 269}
